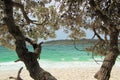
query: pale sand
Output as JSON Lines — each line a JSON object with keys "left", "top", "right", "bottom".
{"left": 0, "top": 66, "right": 120, "bottom": 80}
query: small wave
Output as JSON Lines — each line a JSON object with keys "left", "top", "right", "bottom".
{"left": 0, "top": 61, "right": 25, "bottom": 70}
{"left": 72, "top": 58, "right": 79, "bottom": 61}
{"left": 61, "top": 58, "right": 65, "bottom": 61}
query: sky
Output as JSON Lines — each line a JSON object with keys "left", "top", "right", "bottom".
{"left": 30, "top": 1, "right": 105, "bottom": 42}
{"left": 39, "top": 28, "right": 106, "bottom": 43}
{"left": 55, "top": 29, "right": 95, "bottom": 40}
{"left": 38, "top": 28, "right": 97, "bottom": 42}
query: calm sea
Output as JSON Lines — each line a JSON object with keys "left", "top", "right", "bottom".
{"left": 0, "top": 44, "right": 97, "bottom": 62}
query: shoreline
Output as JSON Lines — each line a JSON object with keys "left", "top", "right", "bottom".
{"left": 0, "top": 61, "right": 101, "bottom": 70}
{"left": 0, "top": 61, "right": 120, "bottom": 80}
{"left": 0, "top": 61, "right": 120, "bottom": 70}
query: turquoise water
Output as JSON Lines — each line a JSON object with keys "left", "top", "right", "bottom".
{"left": 0, "top": 44, "right": 94, "bottom": 62}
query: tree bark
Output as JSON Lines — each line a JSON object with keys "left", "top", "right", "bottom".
{"left": 94, "top": 29, "right": 119, "bottom": 80}
{"left": 3, "top": 0, "right": 57, "bottom": 80}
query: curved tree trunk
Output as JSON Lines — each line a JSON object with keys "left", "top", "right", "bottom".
{"left": 94, "top": 29, "right": 119, "bottom": 80}
{"left": 3, "top": 0, "right": 57, "bottom": 80}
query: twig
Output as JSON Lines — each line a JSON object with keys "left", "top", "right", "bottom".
{"left": 92, "top": 53, "right": 99, "bottom": 64}
{"left": 91, "top": 51, "right": 104, "bottom": 64}
{"left": 92, "top": 28, "right": 104, "bottom": 41}
{"left": 90, "top": 34, "right": 104, "bottom": 64}
{"left": 73, "top": 39, "right": 85, "bottom": 51}
{"left": 91, "top": 32, "right": 96, "bottom": 39}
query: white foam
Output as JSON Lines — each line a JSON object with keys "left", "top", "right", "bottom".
{"left": 0, "top": 61, "right": 120, "bottom": 70}
{"left": 39, "top": 60, "right": 102, "bottom": 68}
{"left": 0, "top": 61, "right": 25, "bottom": 70}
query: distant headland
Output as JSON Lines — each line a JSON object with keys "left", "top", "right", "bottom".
{"left": 44, "top": 39, "right": 98, "bottom": 45}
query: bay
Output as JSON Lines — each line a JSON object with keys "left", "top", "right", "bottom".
{"left": 0, "top": 44, "right": 93, "bottom": 62}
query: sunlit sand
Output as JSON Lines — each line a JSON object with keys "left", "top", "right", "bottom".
{"left": 0, "top": 61, "right": 120, "bottom": 80}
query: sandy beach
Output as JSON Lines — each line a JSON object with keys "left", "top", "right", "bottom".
{"left": 0, "top": 61, "right": 120, "bottom": 80}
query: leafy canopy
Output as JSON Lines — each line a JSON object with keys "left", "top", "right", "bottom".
{"left": 0, "top": 0, "right": 120, "bottom": 55}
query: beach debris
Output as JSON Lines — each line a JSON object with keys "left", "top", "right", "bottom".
{"left": 9, "top": 67, "right": 23, "bottom": 80}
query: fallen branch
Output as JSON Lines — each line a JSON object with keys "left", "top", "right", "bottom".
{"left": 9, "top": 67, "right": 23, "bottom": 80}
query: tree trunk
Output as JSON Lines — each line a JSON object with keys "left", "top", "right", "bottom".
{"left": 3, "top": 0, "right": 57, "bottom": 80}
{"left": 94, "top": 29, "right": 119, "bottom": 80}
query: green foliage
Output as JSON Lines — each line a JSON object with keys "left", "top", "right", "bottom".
{"left": 0, "top": 0, "right": 120, "bottom": 54}
{"left": 56, "top": 0, "right": 120, "bottom": 55}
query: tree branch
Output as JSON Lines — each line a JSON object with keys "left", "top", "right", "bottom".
{"left": 17, "top": 67, "right": 23, "bottom": 78}
{"left": 25, "top": 37, "right": 43, "bottom": 59}
{"left": 91, "top": 32, "right": 96, "bottom": 39}
{"left": 34, "top": 16, "right": 49, "bottom": 25}
{"left": 15, "top": 37, "right": 43, "bottom": 62}
{"left": 89, "top": 0, "right": 110, "bottom": 24}
{"left": 3, "top": 0, "right": 57, "bottom": 80}
{"left": 91, "top": 41, "right": 104, "bottom": 64}
{"left": 73, "top": 39, "right": 85, "bottom": 51}
{"left": 92, "top": 53, "right": 99, "bottom": 64}
{"left": 12, "top": 1, "right": 48, "bottom": 25}
{"left": 92, "top": 28, "right": 104, "bottom": 41}
{"left": 12, "top": 1, "right": 36, "bottom": 24}
{"left": 0, "top": 23, "right": 6, "bottom": 27}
